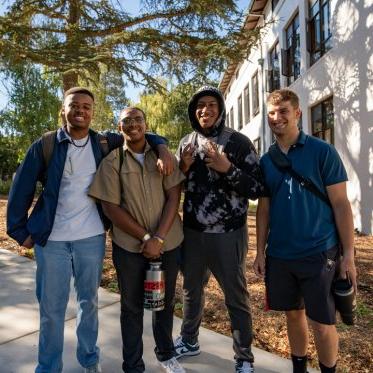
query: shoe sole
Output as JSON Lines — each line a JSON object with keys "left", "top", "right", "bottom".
{"left": 158, "top": 360, "right": 186, "bottom": 373}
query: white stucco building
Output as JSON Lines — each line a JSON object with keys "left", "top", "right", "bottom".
{"left": 219, "top": 0, "right": 373, "bottom": 234}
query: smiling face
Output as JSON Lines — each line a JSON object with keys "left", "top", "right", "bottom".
{"left": 195, "top": 95, "right": 220, "bottom": 131}
{"left": 62, "top": 93, "right": 94, "bottom": 134}
{"left": 267, "top": 100, "right": 301, "bottom": 137}
{"left": 118, "top": 108, "right": 147, "bottom": 145}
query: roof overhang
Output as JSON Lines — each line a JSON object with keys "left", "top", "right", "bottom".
{"left": 219, "top": 0, "right": 268, "bottom": 94}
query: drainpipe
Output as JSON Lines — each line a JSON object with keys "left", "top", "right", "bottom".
{"left": 258, "top": 55, "right": 266, "bottom": 154}
{"left": 247, "top": 13, "right": 266, "bottom": 154}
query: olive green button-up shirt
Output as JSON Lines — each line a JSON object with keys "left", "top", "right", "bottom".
{"left": 89, "top": 142, "right": 185, "bottom": 253}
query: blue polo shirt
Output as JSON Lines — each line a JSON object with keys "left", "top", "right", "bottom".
{"left": 260, "top": 131, "right": 348, "bottom": 259}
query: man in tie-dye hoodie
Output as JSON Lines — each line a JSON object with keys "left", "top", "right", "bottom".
{"left": 174, "top": 86, "right": 265, "bottom": 373}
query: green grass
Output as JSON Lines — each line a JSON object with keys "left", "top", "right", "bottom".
{"left": 106, "top": 281, "right": 119, "bottom": 293}
{"left": 356, "top": 301, "right": 372, "bottom": 318}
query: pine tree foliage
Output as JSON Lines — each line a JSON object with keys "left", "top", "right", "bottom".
{"left": 0, "top": 0, "right": 262, "bottom": 91}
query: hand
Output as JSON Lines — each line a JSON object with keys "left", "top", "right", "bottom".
{"left": 339, "top": 253, "right": 357, "bottom": 293}
{"left": 141, "top": 238, "right": 163, "bottom": 259}
{"left": 204, "top": 141, "right": 231, "bottom": 173}
{"left": 22, "top": 235, "right": 34, "bottom": 249}
{"left": 253, "top": 253, "right": 266, "bottom": 278}
{"left": 180, "top": 143, "right": 195, "bottom": 174}
{"left": 157, "top": 145, "right": 174, "bottom": 176}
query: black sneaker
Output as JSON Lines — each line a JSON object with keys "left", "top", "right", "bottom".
{"left": 174, "top": 335, "right": 201, "bottom": 359}
{"left": 235, "top": 360, "right": 255, "bottom": 373}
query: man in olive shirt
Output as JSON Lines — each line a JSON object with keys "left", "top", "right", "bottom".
{"left": 89, "top": 107, "right": 185, "bottom": 373}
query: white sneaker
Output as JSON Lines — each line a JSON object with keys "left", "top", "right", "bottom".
{"left": 158, "top": 357, "right": 186, "bottom": 373}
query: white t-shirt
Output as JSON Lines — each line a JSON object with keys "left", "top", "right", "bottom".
{"left": 132, "top": 151, "right": 145, "bottom": 166}
{"left": 48, "top": 135, "right": 105, "bottom": 241}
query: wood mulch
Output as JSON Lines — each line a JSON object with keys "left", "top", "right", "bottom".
{"left": 1, "top": 196, "right": 372, "bottom": 372}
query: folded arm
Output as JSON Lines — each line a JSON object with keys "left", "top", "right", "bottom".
{"left": 141, "top": 183, "right": 182, "bottom": 259}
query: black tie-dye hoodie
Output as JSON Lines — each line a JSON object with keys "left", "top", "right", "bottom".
{"left": 176, "top": 86, "right": 266, "bottom": 233}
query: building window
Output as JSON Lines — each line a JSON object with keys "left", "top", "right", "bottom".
{"left": 252, "top": 71, "right": 259, "bottom": 116}
{"left": 253, "top": 137, "right": 261, "bottom": 156}
{"left": 226, "top": 113, "right": 230, "bottom": 128}
{"left": 237, "top": 94, "right": 243, "bottom": 130}
{"left": 229, "top": 107, "right": 234, "bottom": 129}
{"left": 311, "top": 96, "right": 334, "bottom": 144}
{"left": 244, "top": 84, "right": 250, "bottom": 124}
{"left": 308, "top": 0, "right": 332, "bottom": 65}
{"left": 282, "top": 13, "right": 300, "bottom": 85}
{"left": 267, "top": 42, "right": 281, "bottom": 92}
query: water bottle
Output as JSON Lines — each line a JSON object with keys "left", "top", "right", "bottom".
{"left": 144, "top": 261, "right": 165, "bottom": 311}
{"left": 333, "top": 277, "right": 356, "bottom": 325}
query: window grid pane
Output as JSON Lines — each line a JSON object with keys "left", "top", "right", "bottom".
{"left": 309, "top": 0, "right": 332, "bottom": 65}
{"left": 252, "top": 72, "right": 259, "bottom": 115}
{"left": 286, "top": 13, "right": 301, "bottom": 85}
{"left": 311, "top": 96, "right": 334, "bottom": 144}
{"left": 244, "top": 85, "right": 250, "bottom": 124}
{"left": 238, "top": 94, "right": 243, "bottom": 130}
{"left": 229, "top": 107, "right": 234, "bottom": 129}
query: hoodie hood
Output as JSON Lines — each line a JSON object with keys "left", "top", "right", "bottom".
{"left": 188, "top": 86, "right": 226, "bottom": 137}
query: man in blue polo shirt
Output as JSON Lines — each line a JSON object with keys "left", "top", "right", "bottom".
{"left": 254, "top": 89, "right": 356, "bottom": 373}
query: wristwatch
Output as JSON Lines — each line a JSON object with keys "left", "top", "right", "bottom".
{"left": 142, "top": 233, "right": 151, "bottom": 242}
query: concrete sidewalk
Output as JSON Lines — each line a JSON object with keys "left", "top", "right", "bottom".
{"left": 0, "top": 248, "right": 318, "bottom": 372}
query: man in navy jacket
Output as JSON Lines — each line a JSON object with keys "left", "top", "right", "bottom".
{"left": 7, "top": 87, "right": 171, "bottom": 373}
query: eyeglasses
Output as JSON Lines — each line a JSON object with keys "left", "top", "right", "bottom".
{"left": 120, "top": 116, "right": 145, "bottom": 125}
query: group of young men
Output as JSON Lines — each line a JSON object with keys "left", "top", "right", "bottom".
{"left": 7, "top": 85, "right": 356, "bottom": 373}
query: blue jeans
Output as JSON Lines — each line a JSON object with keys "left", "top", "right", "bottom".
{"left": 34, "top": 234, "right": 106, "bottom": 373}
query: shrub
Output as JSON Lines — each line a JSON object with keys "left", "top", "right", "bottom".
{"left": 0, "top": 179, "right": 12, "bottom": 195}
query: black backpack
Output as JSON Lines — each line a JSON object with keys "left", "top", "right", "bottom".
{"left": 41, "top": 130, "right": 111, "bottom": 168}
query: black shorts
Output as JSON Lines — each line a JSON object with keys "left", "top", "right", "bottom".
{"left": 265, "top": 246, "right": 339, "bottom": 325}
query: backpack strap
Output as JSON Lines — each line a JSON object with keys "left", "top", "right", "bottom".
{"left": 119, "top": 145, "right": 124, "bottom": 170}
{"left": 96, "top": 132, "right": 110, "bottom": 157}
{"left": 41, "top": 130, "right": 57, "bottom": 168}
{"left": 268, "top": 143, "right": 331, "bottom": 207}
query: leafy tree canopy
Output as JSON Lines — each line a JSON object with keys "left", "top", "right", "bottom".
{"left": 0, "top": 0, "right": 261, "bottom": 91}
{"left": 0, "top": 63, "right": 61, "bottom": 153}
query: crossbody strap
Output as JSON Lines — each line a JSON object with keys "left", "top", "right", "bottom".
{"left": 268, "top": 143, "right": 331, "bottom": 207}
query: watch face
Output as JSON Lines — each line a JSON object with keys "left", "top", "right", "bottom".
{"left": 143, "top": 233, "right": 151, "bottom": 241}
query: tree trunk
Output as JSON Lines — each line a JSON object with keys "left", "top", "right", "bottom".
{"left": 63, "top": 0, "right": 81, "bottom": 92}
{"left": 63, "top": 71, "right": 79, "bottom": 91}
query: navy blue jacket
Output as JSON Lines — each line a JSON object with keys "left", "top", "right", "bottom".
{"left": 7, "top": 127, "right": 165, "bottom": 246}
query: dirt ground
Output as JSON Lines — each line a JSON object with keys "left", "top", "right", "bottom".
{"left": 1, "top": 197, "right": 372, "bottom": 372}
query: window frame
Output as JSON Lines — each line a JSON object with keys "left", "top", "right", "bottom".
{"left": 237, "top": 94, "right": 243, "bottom": 130}
{"left": 229, "top": 107, "right": 235, "bottom": 130}
{"left": 267, "top": 41, "right": 281, "bottom": 92}
{"left": 282, "top": 13, "right": 301, "bottom": 85}
{"left": 251, "top": 71, "right": 260, "bottom": 116}
{"left": 311, "top": 96, "right": 334, "bottom": 144}
{"left": 307, "top": 0, "right": 332, "bottom": 65}
{"left": 244, "top": 84, "right": 251, "bottom": 124}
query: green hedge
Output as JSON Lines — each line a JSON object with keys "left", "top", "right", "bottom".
{"left": 0, "top": 179, "right": 12, "bottom": 195}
